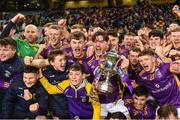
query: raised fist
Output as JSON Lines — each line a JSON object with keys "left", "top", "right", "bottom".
{"left": 11, "top": 13, "right": 25, "bottom": 23}
{"left": 24, "top": 56, "right": 34, "bottom": 66}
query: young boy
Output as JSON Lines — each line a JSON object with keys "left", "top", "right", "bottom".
{"left": 2, "top": 66, "right": 48, "bottom": 119}
{"left": 124, "top": 86, "right": 156, "bottom": 119}
{"left": 42, "top": 49, "right": 70, "bottom": 119}
{"left": 0, "top": 37, "right": 24, "bottom": 117}
{"left": 40, "top": 63, "right": 100, "bottom": 119}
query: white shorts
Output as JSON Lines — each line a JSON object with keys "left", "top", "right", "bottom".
{"left": 177, "top": 108, "right": 180, "bottom": 118}
{"left": 100, "top": 99, "right": 129, "bottom": 117}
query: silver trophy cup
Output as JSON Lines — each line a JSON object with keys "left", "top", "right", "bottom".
{"left": 96, "top": 50, "right": 120, "bottom": 93}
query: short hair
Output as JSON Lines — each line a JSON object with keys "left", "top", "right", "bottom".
{"left": 139, "top": 49, "right": 156, "bottom": 57}
{"left": 125, "top": 32, "right": 136, "bottom": 37}
{"left": 92, "top": 31, "right": 108, "bottom": 42}
{"left": 24, "top": 66, "right": 39, "bottom": 73}
{"left": 129, "top": 47, "right": 141, "bottom": 54}
{"left": 49, "top": 25, "right": 59, "bottom": 31}
{"left": 25, "top": 24, "right": 38, "bottom": 32}
{"left": 69, "top": 63, "right": 85, "bottom": 74}
{"left": 157, "top": 104, "right": 178, "bottom": 119}
{"left": 133, "top": 86, "right": 149, "bottom": 97}
{"left": 107, "top": 29, "right": 118, "bottom": 38}
{"left": 107, "top": 112, "right": 127, "bottom": 119}
{"left": 170, "top": 26, "right": 180, "bottom": 33}
{"left": 0, "top": 37, "right": 17, "bottom": 49}
{"left": 48, "top": 49, "right": 64, "bottom": 62}
{"left": 71, "top": 24, "right": 83, "bottom": 31}
{"left": 149, "top": 29, "right": 164, "bottom": 39}
{"left": 70, "top": 31, "right": 86, "bottom": 41}
{"left": 43, "top": 22, "right": 54, "bottom": 28}
{"left": 49, "top": 25, "right": 64, "bottom": 35}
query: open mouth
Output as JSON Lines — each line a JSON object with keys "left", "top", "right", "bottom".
{"left": 75, "top": 48, "right": 81, "bottom": 53}
{"left": 96, "top": 48, "right": 102, "bottom": 52}
{"left": 143, "top": 65, "right": 149, "bottom": 70}
{"left": 174, "top": 41, "right": 180, "bottom": 44}
{"left": 60, "top": 65, "right": 65, "bottom": 69}
{"left": 25, "top": 83, "right": 33, "bottom": 87}
{"left": 72, "top": 79, "right": 78, "bottom": 84}
{"left": 1, "top": 56, "right": 7, "bottom": 60}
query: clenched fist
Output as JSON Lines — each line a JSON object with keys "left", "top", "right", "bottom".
{"left": 29, "top": 103, "right": 39, "bottom": 112}
{"left": 24, "top": 89, "right": 32, "bottom": 101}
{"left": 24, "top": 56, "right": 33, "bottom": 66}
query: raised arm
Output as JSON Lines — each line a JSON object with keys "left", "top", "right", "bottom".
{"left": 24, "top": 56, "right": 50, "bottom": 68}
{"left": 0, "top": 13, "right": 25, "bottom": 38}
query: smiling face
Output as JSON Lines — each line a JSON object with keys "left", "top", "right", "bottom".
{"left": 171, "top": 31, "right": 180, "bottom": 49}
{"left": 48, "top": 28, "right": 61, "bottom": 47}
{"left": 23, "top": 72, "right": 38, "bottom": 88}
{"left": 133, "top": 94, "right": 147, "bottom": 110}
{"left": 149, "top": 36, "right": 161, "bottom": 50}
{"left": 69, "top": 70, "right": 85, "bottom": 87}
{"left": 108, "top": 35, "right": 119, "bottom": 49}
{"left": 139, "top": 55, "right": 155, "bottom": 73}
{"left": 129, "top": 50, "right": 140, "bottom": 66}
{"left": 0, "top": 44, "right": 16, "bottom": 61}
{"left": 50, "top": 54, "right": 66, "bottom": 71}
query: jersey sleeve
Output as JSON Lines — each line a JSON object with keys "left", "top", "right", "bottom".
{"left": 40, "top": 77, "right": 69, "bottom": 94}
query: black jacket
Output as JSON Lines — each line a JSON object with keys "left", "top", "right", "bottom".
{"left": 2, "top": 77, "right": 48, "bottom": 119}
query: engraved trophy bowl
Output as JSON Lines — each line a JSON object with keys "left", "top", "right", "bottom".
{"left": 96, "top": 50, "right": 120, "bottom": 94}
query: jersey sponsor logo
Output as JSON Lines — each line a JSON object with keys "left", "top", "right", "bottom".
{"left": 155, "top": 84, "right": 160, "bottom": 88}
{"left": 24, "top": 45, "right": 30, "bottom": 49}
{"left": 142, "top": 76, "right": 148, "bottom": 80}
{"left": 4, "top": 70, "right": 11, "bottom": 78}
{"left": 152, "top": 82, "right": 171, "bottom": 93}
{"left": 49, "top": 75, "right": 55, "bottom": 78}
{"left": 81, "top": 96, "right": 88, "bottom": 102}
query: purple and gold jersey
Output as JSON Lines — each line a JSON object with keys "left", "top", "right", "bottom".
{"left": 40, "top": 45, "right": 53, "bottom": 59}
{"left": 62, "top": 47, "right": 94, "bottom": 74}
{"left": 118, "top": 44, "right": 129, "bottom": 57}
{"left": 40, "top": 78, "right": 100, "bottom": 119}
{"left": 136, "top": 63, "right": 180, "bottom": 107}
{"left": 125, "top": 98, "right": 156, "bottom": 119}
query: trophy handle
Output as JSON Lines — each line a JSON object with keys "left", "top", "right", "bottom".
{"left": 105, "top": 71, "right": 110, "bottom": 84}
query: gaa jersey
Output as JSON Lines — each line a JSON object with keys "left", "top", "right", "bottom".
{"left": 62, "top": 47, "right": 94, "bottom": 74}
{"left": 125, "top": 98, "right": 156, "bottom": 119}
{"left": 40, "top": 77, "right": 100, "bottom": 119}
{"left": 40, "top": 45, "right": 54, "bottom": 59}
{"left": 15, "top": 38, "right": 39, "bottom": 58}
{"left": 118, "top": 44, "right": 129, "bottom": 57}
{"left": 135, "top": 63, "right": 180, "bottom": 107}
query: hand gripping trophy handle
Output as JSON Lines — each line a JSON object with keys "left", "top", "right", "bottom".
{"left": 95, "top": 49, "right": 120, "bottom": 94}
